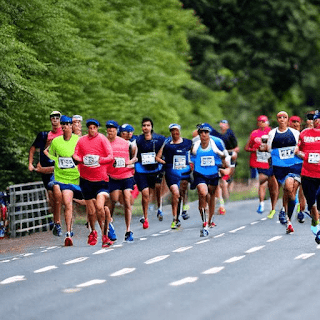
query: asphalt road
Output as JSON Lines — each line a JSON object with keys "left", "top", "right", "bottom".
{"left": 0, "top": 199, "right": 319, "bottom": 320}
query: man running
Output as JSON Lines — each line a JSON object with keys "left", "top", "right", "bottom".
{"left": 44, "top": 116, "right": 80, "bottom": 246}
{"left": 73, "top": 118, "right": 114, "bottom": 247}
{"left": 132, "top": 117, "right": 166, "bottom": 228}
{"left": 191, "top": 123, "right": 228, "bottom": 237}
{"left": 72, "top": 115, "right": 83, "bottom": 136}
{"left": 156, "top": 124, "right": 192, "bottom": 229}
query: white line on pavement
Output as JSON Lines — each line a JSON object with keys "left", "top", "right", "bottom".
{"left": 224, "top": 255, "right": 246, "bottom": 263}
{"left": 195, "top": 239, "right": 210, "bottom": 245}
{"left": 0, "top": 260, "right": 10, "bottom": 263}
{"left": 294, "top": 253, "right": 315, "bottom": 260}
{"left": 202, "top": 266, "right": 225, "bottom": 274}
{"left": 261, "top": 218, "right": 267, "bottom": 221}
{"left": 23, "top": 253, "right": 34, "bottom": 257}
{"left": 34, "top": 265, "right": 58, "bottom": 273}
{"left": 169, "top": 277, "right": 198, "bottom": 286}
{"left": 245, "top": 246, "right": 265, "bottom": 254}
{"left": 229, "top": 226, "right": 246, "bottom": 233}
{"left": 76, "top": 279, "right": 106, "bottom": 287}
{"left": 144, "top": 255, "right": 170, "bottom": 264}
{"left": 140, "top": 238, "right": 147, "bottom": 241}
{"left": 110, "top": 268, "right": 136, "bottom": 277}
{"left": 112, "top": 244, "right": 123, "bottom": 248}
{"left": 151, "top": 234, "right": 161, "bottom": 237}
{"left": 63, "top": 257, "right": 89, "bottom": 265}
{"left": 267, "top": 236, "right": 282, "bottom": 242}
{"left": 251, "top": 221, "right": 259, "bottom": 225}
{"left": 46, "top": 246, "right": 59, "bottom": 250}
{"left": 1, "top": 275, "right": 26, "bottom": 284}
{"left": 160, "top": 229, "right": 171, "bottom": 234}
{"left": 92, "top": 248, "right": 114, "bottom": 255}
{"left": 62, "top": 288, "right": 81, "bottom": 293}
{"left": 172, "top": 246, "right": 193, "bottom": 253}
{"left": 214, "top": 233, "right": 225, "bottom": 238}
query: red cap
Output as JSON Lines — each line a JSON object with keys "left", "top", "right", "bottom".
{"left": 289, "top": 116, "right": 301, "bottom": 123}
{"left": 257, "top": 115, "right": 268, "bottom": 122}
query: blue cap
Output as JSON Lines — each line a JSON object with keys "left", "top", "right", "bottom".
{"left": 86, "top": 118, "right": 100, "bottom": 127}
{"left": 197, "top": 123, "right": 212, "bottom": 132}
{"left": 169, "top": 123, "right": 181, "bottom": 131}
{"left": 119, "top": 123, "right": 134, "bottom": 133}
{"left": 313, "top": 111, "right": 320, "bottom": 120}
{"left": 220, "top": 120, "right": 228, "bottom": 124}
{"left": 60, "top": 115, "right": 72, "bottom": 124}
{"left": 106, "top": 120, "right": 119, "bottom": 129}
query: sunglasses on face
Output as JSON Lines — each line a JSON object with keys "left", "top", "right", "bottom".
{"left": 60, "top": 122, "right": 72, "bottom": 125}
{"left": 306, "top": 114, "right": 314, "bottom": 120}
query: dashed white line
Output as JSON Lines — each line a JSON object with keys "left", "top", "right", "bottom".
{"left": 76, "top": 279, "right": 106, "bottom": 287}
{"left": 23, "top": 253, "right": 34, "bottom": 257}
{"left": 62, "top": 288, "right": 81, "bottom": 293}
{"left": 294, "top": 253, "right": 315, "bottom": 260}
{"left": 1, "top": 275, "right": 26, "bottom": 284}
{"left": 267, "top": 236, "right": 282, "bottom": 242}
{"left": 151, "top": 234, "right": 161, "bottom": 237}
{"left": 92, "top": 249, "right": 114, "bottom": 255}
{"left": 261, "top": 218, "right": 267, "bottom": 221}
{"left": 169, "top": 277, "right": 198, "bottom": 286}
{"left": 144, "top": 255, "right": 170, "bottom": 264}
{"left": 34, "top": 265, "right": 58, "bottom": 273}
{"left": 41, "top": 250, "right": 48, "bottom": 253}
{"left": 195, "top": 239, "right": 210, "bottom": 244}
{"left": 0, "top": 260, "right": 10, "bottom": 263}
{"left": 202, "top": 266, "right": 225, "bottom": 275}
{"left": 251, "top": 221, "right": 259, "bottom": 225}
{"left": 46, "top": 246, "right": 59, "bottom": 250}
{"left": 112, "top": 244, "right": 123, "bottom": 248}
{"left": 63, "top": 257, "right": 89, "bottom": 265}
{"left": 214, "top": 233, "right": 225, "bottom": 238}
{"left": 229, "top": 226, "right": 246, "bottom": 233}
{"left": 224, "top": 255, "right": 246, "bottom": 263}
{"left": 140, "top": 238, "right": 147, "bottom": 241}
{"left": 110, "top": 268, "right": 136, "bottom": 277}
{"left": 160, "top": 229, "right": 171, "bottom": 234}
{"left": 246, "top": 246, "right": 265, "bottom": 254}
{"left": 172, "top": 246, "right": 193, "bottom": 253}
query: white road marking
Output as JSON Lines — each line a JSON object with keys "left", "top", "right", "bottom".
{"left": 34, "top": 265, "right": 58, "bottom": 273}
{"left": 92, "top": 248, "right": 114, "bottom": 255}
{"left": 112, "top": 244, "right": 123, "bottom": 248}
{"left": 0, "top": 260, "right": 10, "bottom": 263}
{"left": 251, "top": 221, "right": 259, "bottom": 225}
{"left": 76, "top": 279, "right": 106, "bottom": 287}
{"left": 267, "top": 236, "right": 282, "bottom": 242}
{"left": 246, "top": 246, "right": 265, "bottom": 253}
{"left": 11, "top": 258, "right": 20, "bottom": 261}
{"left": 46, "top": 246, "right": 59, "bottom": 250}
{"left": 317, "top": 245, "right": 320, "bottom": 250}
{"left": 41, "top": 250, "right": 48, "bottom": 253}
{"left": 63, "top": 257, "right": 89, "bottom": 265}
{"left": 169, "top": 277, "right": 198, "bottom": 286}
{"left": 229, "top": 226, "right": 246, "bottom": 233}
{"left": 172, "top": 246, "right": 193, "bottom": 253}
{"left": 151, "top": 234, "right": 161, "bottom": 237}
{"left": 214, "top": 233, "right": 225, "bottom": 238}
{"left": 1, "top": 275, "right": 26, "bottom": 284}
{"left": 110, "top": 268, "right": 136, "bottom": 277}
{"left": 160, "top": 229, "right": 171, "bottom": 234}
{"left": 224, "top": 255, "right": 246, "bottom": 263}
{"left": 23, "top": 253, "right": 34, "bottom": 257}
{"left": 202, "top": 266, "right": 225, "bottom": 274}
{"left": 62, "top": 288, "right": 81, "bottom": 293}
{"left": 261, "top": 218, "right": 267, "bottom": 221}
{"left": 145, "top": 255, "right": 170, "bottom": 264}
{"left": 195, "top": 239, "right": 210, "bottom": 245}
{"left": 294, "top": 253, "right": 315, "bottom": 260}
{"left": 140, "top": 238, "right": 147, "bottom": 241}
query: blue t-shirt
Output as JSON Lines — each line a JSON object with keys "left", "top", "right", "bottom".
{"left": 32, "top": 131, "right": 54, "bottom": 167}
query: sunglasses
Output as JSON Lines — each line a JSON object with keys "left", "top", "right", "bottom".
{"left": 306, "top": 114, "right": 314, "bottom": 120}
{"left": 60, "top": 122, "right": 72, "bottom": 125}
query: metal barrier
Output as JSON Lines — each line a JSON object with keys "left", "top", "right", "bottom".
{"left": 8, "top": 181, "right": 53, "bottom": 237}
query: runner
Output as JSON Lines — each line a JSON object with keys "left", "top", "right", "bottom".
{"left": 132, "top": 117, "right": 166, "bottom": 228}
{"left": 191, "top": 123, "right": 228, "bottom": 237}
{"left": 72, "top": 115, "right": 83, "bottom": 136}
{"left": 296, "top": 112, "right": 320, "bottom": 243}
{"left": 244, "top": 115, "right": 278, "bottom": 217}
{"left": 28, "top": 111, "right": 63, "bottom": 235}
{"left": 156, "top": 124, "right": 192, "bottom": 229}
{"left": 73, "top": 118, "right": 114, "bottom": 247}
{"left": 106, "top": 120, "right": 136, "bottom": 242}
{"left": 267, "top": 111, "right": 303, "bottom": 234}
{"left": 44, "top": 116, "right": 80, "bottom": 246}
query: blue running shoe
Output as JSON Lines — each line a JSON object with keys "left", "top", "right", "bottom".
{"left": 297, "top": 211, "right": 305, "bottom": 223}
{"left": 200, "top": 228, "right": 209, "bottom": 237}
{"left": 157, "top": 209, "right": 163, "bottom": 221}
{"left": 256, "top": 203, "right": 264, "bottom": 214}
{"left": 52, "top": 223, "right": 62, "bottom": 237}
{"left": 0, "top": 226, "right": 5, "bottom": 238}
{"left": 108, "top": 222, "right": 117, "bottom": 241}
{"left": 125, "top": 231, "right": 134, "bottom": 242}
{"left": 315, "top": 230, "right": 320, "bottom": 244}
{"left": 279, "top": 209, "right": 287, "bottom": 225}
{"left": 182, "top": 211, "right": 190, "bottom": 220}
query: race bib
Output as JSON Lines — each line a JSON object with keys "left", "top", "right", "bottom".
{"left": 83, "top": 154, "right": 100, "bottom": 167}
{"left": 173, "top": 155, "right": 186, "bottom": 170}
{"left": 141, "top": 152, "right": 156, "bottom": 165}
{"left": 114, "top": 157, "right": 126, "bottom": 168}
{"left": 308, "top": 153, "right": 320, "bottom": 164}
{"left": 256, "top": 151, "right": 269, "bottom": 163}
{"left": 200, "top": 156, "right": 215, "bottom": 167}
{"left": 278, "top": 147, "right": 295, "bottom": 160}
{"left": 58, "top": 157, "right": 75, "bottom": 169}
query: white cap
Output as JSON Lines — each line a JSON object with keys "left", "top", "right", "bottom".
{"left": 72, "top": 115, "right": 83, "bottom": 121}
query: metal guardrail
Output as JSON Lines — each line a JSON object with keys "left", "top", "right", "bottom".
{"left": 8, "top": 181, "right": 53, "bottom": 237}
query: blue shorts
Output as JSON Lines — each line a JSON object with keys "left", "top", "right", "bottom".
{"left": 134, "top": 172, "right": 163, "bottom": 191}
{"left": 273, "top": 164, "right": 302, "bottom": 185}
{"left": 80, "top": 178, "right": 109, "bottom": 200}
{"left": 257, "top": 167, "right": 274, "bottom": 177}
{"left": 42, "top": 173, "right": 54, "bottom": 191}
{"left": 301, "top": 176, "right": 320, "bottom": 211}
{"left": 109, "top": 177, "right": 135, "bottom": 192}
{"left": 192, "top": 172, "right": 220, "bottom": 188}
{"left": 250, "top": 167, "right": 258, "bottom": 179}
{"left": 52, "top": 181, "right": 83, "bottom": 200}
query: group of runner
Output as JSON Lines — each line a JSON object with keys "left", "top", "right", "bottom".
{"left": 28, "top": 109, "right": 320, "bottom": 247}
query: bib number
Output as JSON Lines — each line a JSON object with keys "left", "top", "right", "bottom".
{"left": 200, "top": 156, "right": 215, "bottom": 167}
{"left": 308, "top": 153, "right": 320, "bottom": 164}
{"left": 58, "top": 157, "right": 75, "bottom": 169}
{"left": 83, "top": 155, "right": 100, "bottom": 167}
{"left": 114, "top": 157, "right": 126, "bottom": 168}
{"left": 141, "top": 152, "right": 156, "bottom": 165}
{"left": 173, "top": 155, "right": 186, "bottom": 170}
{"left": 256, "top": 151, "right": 269, "bottom": 163}
{"left": 278, "top": 147, "right": 295, "bottom": 160}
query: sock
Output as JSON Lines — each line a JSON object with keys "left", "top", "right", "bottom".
{"left": 288, "top": 199, "right": 296, "bottom": 220}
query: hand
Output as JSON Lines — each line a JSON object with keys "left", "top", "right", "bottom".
{"left": 28, "top": 163, "right": 35, "bottom": 172}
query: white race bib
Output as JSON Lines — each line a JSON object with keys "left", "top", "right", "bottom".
{"left": 141, "top": 152, "right": 156, "bottom": 165}
{"left": 173, "top": 155, "right": 186, "bottom": 170}
{"left": 83, "top": 154, "right": 100, "bottom": 167}
{"left": 256, "top": 151, "right": 270, "bottom": 163}
{"left": 308, "top": 153, "right": 320, "bottom": 164}
{"left": 278, "top": 147, "right": 295, "bottom": 160}
{"left": 58, "top": 157, "right": 75, "bottom": 169}
{"left": 114, "top": 157, "right": 126, "bottom": 168}
{"left": 200, "top": 156, "right": 215, "bottom": 167}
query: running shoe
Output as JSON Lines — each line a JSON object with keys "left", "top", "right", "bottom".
{"left": 296, "top": 203, "right": 300, "bottom": 213}
{"left": 0, "top": 227, "right": 5, "bottom": 238}
{"left": 219, "top": 207, "right": 226, "bottom": 215}
{"left": 52, "top": 223, "right": 62, "bottom": 237}
{"left": 267, "top": 209, "right": 276, "bottom": 219}
{"left": 108, "top": 222, "right": 117, "bottom": 241}
{"left": 312, "top": 218, "right": 319, "bottom": 227}
{"left": 140, "top": 217, "right": 145, "bottom": 224}
{"left": 183, "top": 204, "right": 190, "bottom": 211}
{"left": 125, "top": 231, "right": 134, "bottom": 242}
{"left": 64, "top": 232, "right": 73, "bottom": 246}
{"left": 203, "top": 222, "right": 208, "bottom": 228}
{"left": 157, "top": 209, "right": 163, "bottom": 221}
{"left": 182, "top": 211, "right": 190, "bottom": 220}
{"left": 200, "top": 228, "right": 209, "bottom": 237}
{"left": 315, "top": 230, "right": 320, "bottom": 244}
{"left": 286, "top": 222, "right": 294, "bottom": 234}
{"left": 297, "top": 211, "right": 305, "bottom": 223}
{"left": 279, "top": 209, "right": 287, "bottom": 225}
{"left": 209, "top": 222, "right": 216, "bottom": 228}
{"left": 87, "top": 230, "right": 98, "bottom": 246}
{"left": 256, "top": 203, "right": 264, "bottom": 214}
{"left": 143, "top": 219, "right": 149, "bottom": 229}
{"left": 171, "top": 220, "right": 178, "bottom": 229}
{"left": 102, "top": 235, "right": 113, "bottom": 248}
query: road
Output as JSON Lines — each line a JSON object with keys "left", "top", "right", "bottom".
{"left": 0, "top": 198, "right": 318, "bottom": 320}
